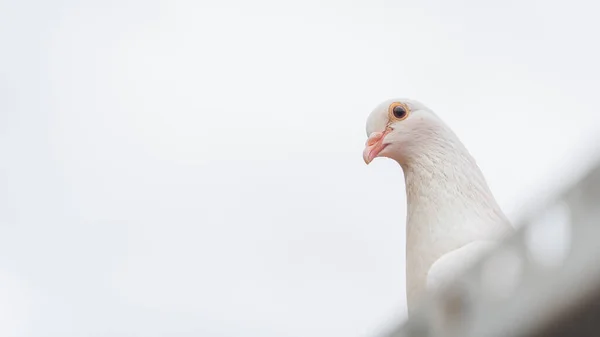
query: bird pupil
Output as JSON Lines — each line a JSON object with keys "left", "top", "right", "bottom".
{"left": 393, "top": 105, "right": 406, "bottom": 118}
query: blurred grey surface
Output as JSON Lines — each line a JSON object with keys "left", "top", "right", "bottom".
{"left": 382, "top": 158, "right": 600, "bottom": 337}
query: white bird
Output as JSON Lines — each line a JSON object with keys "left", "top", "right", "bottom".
{"left": 363, "top": 98, "right": 514, "bottom": 316}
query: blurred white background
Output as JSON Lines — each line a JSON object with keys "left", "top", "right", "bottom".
{"left": 1, "top": 0, "right": 600, "bottom": 336}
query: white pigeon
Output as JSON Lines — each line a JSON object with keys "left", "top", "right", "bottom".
{"left": 363, "top": 98, "right": 514, "bottom": 316}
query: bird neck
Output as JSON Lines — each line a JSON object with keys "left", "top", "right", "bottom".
{"left": 401, "top": 137, "right": 507, "bottom": 240}
{"left": 401, "top": 130, "right": 509, "bottom": 269}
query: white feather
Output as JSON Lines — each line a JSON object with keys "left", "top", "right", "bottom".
{"left": 426, "top": 240, "right": 497, "bottom": 291}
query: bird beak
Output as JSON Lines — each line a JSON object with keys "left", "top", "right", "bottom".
{"left": 363, "top": 129, "right": 391, "bottom": 164}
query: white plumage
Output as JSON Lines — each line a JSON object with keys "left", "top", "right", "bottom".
{"left": 363, "top": 98, "right": 513, "bottom": 316}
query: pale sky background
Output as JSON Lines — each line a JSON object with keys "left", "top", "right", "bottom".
{"left": 1, "top": 0, "right": 600, "bottom": 336}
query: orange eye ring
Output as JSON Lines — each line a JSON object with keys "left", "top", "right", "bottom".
{"left": 388, "top": 102, "right": 410, "bottom": 121}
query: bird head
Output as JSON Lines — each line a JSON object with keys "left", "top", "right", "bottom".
{"left": 363, "top": 98, "right": 442, "bottom": 165}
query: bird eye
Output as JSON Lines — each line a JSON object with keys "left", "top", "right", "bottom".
{"left": 389, "top": 102, "right": 410, "bottom": 121}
